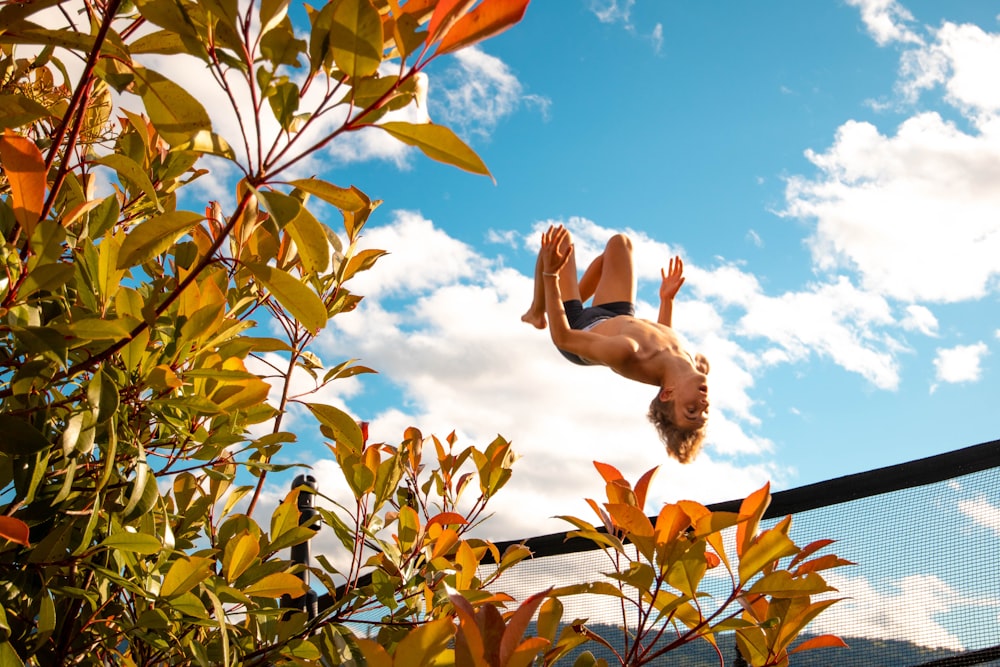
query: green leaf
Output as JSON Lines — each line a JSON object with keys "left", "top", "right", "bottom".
{"left": 0, "top": 415, "right": 51, "bottom": 457}
{"left": 129, "top": 29, "right": 187, "bottom": 55}
{"left": 66, "top": 317, "right": 133, "bottom": 341}
{"left": 117, "top": 210, "right": 204, "bottom": 268}
{"left": 0, "top": 93, "right": 51, "bottom": 130}
{"left": 244, "top": 262, "right": 327, "bottom": 334}
{"left": 306, "top": 403, "right": 363, "bottom": 453}
{"left": 131, "top": 66, "right": 212, "bottom": 146}
{"left": 133, "top": 0, "right": 199, "bottom": 39}
{"left": 17, "top": 261, "right": 74, "bottom": 299}
{"left": 101, "top": 532, "right": 162, "bottom": 554}
{"left": 378, "top": 121, "right": 491, "bottom": 177}
{"left": 330, "top": 0, "right": 383, "bottom": 79}
{"left": 95, "top": 153, "right": 160, "bottom": 210}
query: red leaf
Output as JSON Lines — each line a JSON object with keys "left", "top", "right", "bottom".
{"left": 0, "top": 515, "right": 31, "bottom": 547}
{"left": 436, "top": 0, "right": 530, "bottom": 55}
{"left": 790, "top": 634, "right": 849, "bottom": 653}
{"left": 789, "top": 538, "right": 835, "bottom": 569}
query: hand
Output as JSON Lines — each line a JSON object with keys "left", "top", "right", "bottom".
{"left": 540, "top": 225, "right": 571, "bottom": 276}
{"left": 659, "top": 256, "right": 685, "bottom": 301}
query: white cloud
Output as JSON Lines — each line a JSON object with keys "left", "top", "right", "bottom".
{"left": 957, "top": 496, "right": 1000, "bottom": 536}
{"left": 783, "top": 114, "right": 1000, "bottom": 303}
{"left": 306, "top": 216, "right": 792, "bottom": 540}
{"left": 900, "top": 22, "right": 1000, "bottom": 120}
{"left": 433, "top": 47, "right": 549, "bottom": 141}
{"left": 812, "top": 571, "right": 991, "bottom": 650}
{"left": 901, "top": 304, "right": 938, "bottom": 336}
{"left": 846, "top": 0, "right": 922, "bottom": 46}
{"left": 933, "top": 342, "right": 989, "bottom": 384}
{"left": 589, "top": 0, "right": 635, "bottom": 25}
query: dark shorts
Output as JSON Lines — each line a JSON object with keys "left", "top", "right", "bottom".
{"left": 559, "top": 300, "right": 635, "bottom": 366}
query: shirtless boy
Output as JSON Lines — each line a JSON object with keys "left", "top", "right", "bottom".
{"left": 521, "top": 224, "right": 710, "bottom": 463}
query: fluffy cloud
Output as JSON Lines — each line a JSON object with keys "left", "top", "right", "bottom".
{"left": 845, "top": 0, "right": 922, "bottom": 46}
{"left": 783, "top": 14, "right": 1000, "bottom": 310}
{"left": 933, "top": 342, "right": 989, "bottom": 385}
{"left": 433, "top": 47, "right": 550, "bottom": 141}
{"left": 812, "top": 572, "right": 985, "bottom": 651}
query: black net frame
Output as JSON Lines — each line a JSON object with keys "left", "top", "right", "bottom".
{"left": 476, "top": 438, "right": 1000, "bottom": 666}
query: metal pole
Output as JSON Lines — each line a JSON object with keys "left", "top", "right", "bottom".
{"left": 281, "top": 474, "right": 319, "bottom": 619}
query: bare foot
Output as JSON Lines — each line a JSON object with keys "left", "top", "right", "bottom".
{"left": 521, "top": 308, "right": 546, "bottom": 329}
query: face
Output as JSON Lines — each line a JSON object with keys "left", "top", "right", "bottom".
{"left": 665, "top": 372, "right": 709, "bottom": 429}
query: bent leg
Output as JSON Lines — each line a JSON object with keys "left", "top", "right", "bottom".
{"left": 521, "top": 226, "right": 582, "bottom": 328}
{"left": 591, "top": 233, "right": 635, "bottom": 306}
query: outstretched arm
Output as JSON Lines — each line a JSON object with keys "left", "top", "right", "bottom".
{"left": 657, "top": 256, "right": 685, "bottom": 327}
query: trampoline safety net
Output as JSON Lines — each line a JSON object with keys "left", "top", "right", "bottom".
{"left": 478, "top": 439, "right": 1000, "bottom": 667}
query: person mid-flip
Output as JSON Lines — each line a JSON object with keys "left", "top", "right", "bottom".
{"left": 522, "top": 224, "right": 710, "bottom": 463}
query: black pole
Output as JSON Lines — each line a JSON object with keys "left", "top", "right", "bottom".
{"left": 281, "top": 474, "right": 319, "bottom": 619}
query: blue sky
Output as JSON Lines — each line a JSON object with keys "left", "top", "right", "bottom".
{"left": 252, "top": 1, "right": 1000, "bottom": 647}
{"left": 270, "top": 0, "right": 1000, "bottom": 527}
{"left": 38, "top": 0, "right": 993, "bottom": 649}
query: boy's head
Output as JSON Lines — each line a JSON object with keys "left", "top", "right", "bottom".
{"left": 647, "top": 353, "right": 710, "bottom": 463}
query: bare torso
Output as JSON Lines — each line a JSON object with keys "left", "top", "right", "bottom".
{"left": 586, "top": 315, "right": 693, "bottom": 386}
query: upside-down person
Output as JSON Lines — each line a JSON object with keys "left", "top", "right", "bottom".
{"left": 522, "top": 224, "right": 710, "bottom": 463}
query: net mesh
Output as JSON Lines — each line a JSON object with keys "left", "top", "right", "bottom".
{"left": 479, "top": 441, "right": 1000, "bottom": 666}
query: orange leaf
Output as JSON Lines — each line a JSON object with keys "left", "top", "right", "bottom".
{"left": 653, "top": 503, "right": 689, "bottom": 547}
{"left": 605, "top": 503, "right": 654, "bottom": 537}
{"left": 430, "top": 527, "right": 460, "bottom": 559}
{"left": 499, "top": 589, "right": 552, "bottom": 666}
{"left": 605, "top": 479, "right": 636, "bottom": 506}
{"left": 790, "top": 634, "right": 849, "bottom": 653}
{"left": 736, "top": 482, "right": 771, "bottom": 557}
{"left": 592, "top": 461, "right": 624, "bottom": 484}
{"left": 633, "top": 466, "right": 658, "bottom": 511}
{"left": 0, "top": 515, "right": 30, "bottom": 547}
{"left": 426, "top": 0, "right": 473, "bottom": 44}
{"left": 793, "top": 553, "right": 855, "bottom": 575}
{"left": 0, "top": 130, "right": 46, "bottom": 237}
{"left": 437, "top": 0, "right": 530, "bottom": 55}
{"left": 450, "top": 590, "right": 487, "bottom": 667}
{"left": 427, "top": 511, "right": 469, "bottom": 528}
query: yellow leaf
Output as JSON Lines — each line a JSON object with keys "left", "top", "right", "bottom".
{"left": 378, "top": 121, "right": 491, "bottom": 178}
{"left": 356, "top": 638, "right": 392, "bottom": 667}
{"left": 736, "top": 482, "right": 771, "bottom": 557}
{"left": 331, "top": 0, "right": 383, "bottom": 79}
{"left": 738, "top": 528, "right": 798, "bottom": 585}
{"left": 224, "top": 533, "right": 260, "bottom": 582}
{"left": 160, "top": 556, "right": 213, "bottom": 598}
{"left": 395, "top": 618, "right": 456, "bottom": 667}
{"left": 243, "top": 572, "right": 307, "bottom": 598}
